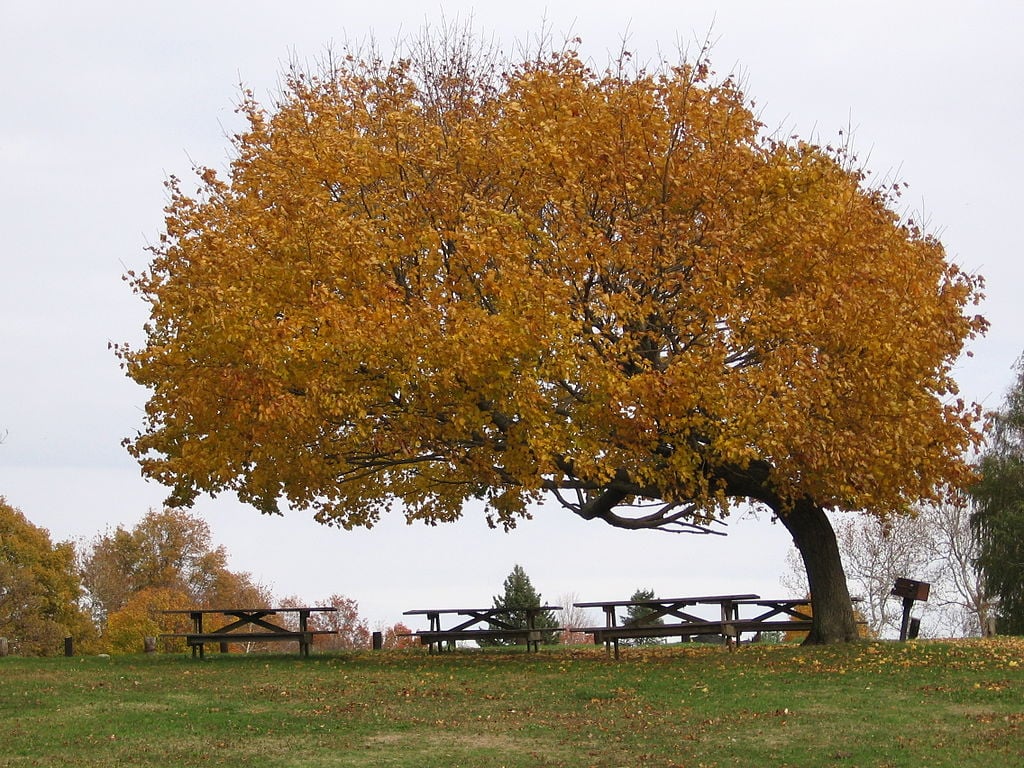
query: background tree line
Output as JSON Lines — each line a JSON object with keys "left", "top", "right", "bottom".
{"left": 0, "top": 498, "right": 94, "bottom": 655}
{"left": 0, "top": 500, "right": 580, "bottom": 656}
{"left": 0, "top": 502, "right": 404, "bottom": 655}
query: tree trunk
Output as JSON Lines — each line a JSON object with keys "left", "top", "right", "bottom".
{"left": 717, "top": 461, "right": 859, "bottom": 643}
{"left": 778, "top": 498, "right": 860, "bottom": 644}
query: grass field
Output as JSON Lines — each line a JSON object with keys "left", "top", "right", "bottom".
{"left": 2, "top": 639, "right": 1023, "bottom": 767}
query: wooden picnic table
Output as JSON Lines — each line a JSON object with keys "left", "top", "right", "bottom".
{"left": 572, "top": 594, "right": 812, "bottom": 658}
{"left": 402, "top": 605, "right": 563, "bottom": 652}
{"left": 161, "top": 607, "right": 338, "bottom": 658}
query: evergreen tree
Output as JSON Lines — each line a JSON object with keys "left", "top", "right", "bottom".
{"left": 623, "top": 588, "right": 665, "bottom": 645}
{"left": 483, "top": 564, "right": 559, "bottom": 646}
{"left": 971, "top": 357, "right": 1024, "bottom": 634}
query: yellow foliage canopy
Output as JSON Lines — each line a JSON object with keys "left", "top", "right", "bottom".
{"left": 120, "top": 43, "right": 985, "bottom": 535}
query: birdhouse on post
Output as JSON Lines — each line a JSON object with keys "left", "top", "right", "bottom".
{"left": 891, "top": 578, "right": 930, "bottom": 641}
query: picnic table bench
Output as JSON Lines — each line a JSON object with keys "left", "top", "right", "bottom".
{"left": 573, "top": 594, "right": 813, "bottom": 658}
{"left": 161, "top": 607, "right": 338, "bottom": 658}
{"left": 402, "top": 606, "right": 563, "bottom": 653}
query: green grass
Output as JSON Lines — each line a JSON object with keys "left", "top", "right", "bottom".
{"left": 3, "top": 639, "right": 1023, "bottom": 767}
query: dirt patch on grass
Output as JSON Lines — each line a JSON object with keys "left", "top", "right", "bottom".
{"left": 366, "top": 732, "right": 521, "bottom": 750}
{"left": 357, "top": 730, "right": 577, "bottom": 766}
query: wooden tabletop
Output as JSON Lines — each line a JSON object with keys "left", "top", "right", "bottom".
{"left": 574, "top": 594, "right": 759, "bottom": 608}
{"left": 161, "top": 606, "right": 338, "bottom": 614}
{"left": 403, "top": 606, "right": 562, "bottom": 615}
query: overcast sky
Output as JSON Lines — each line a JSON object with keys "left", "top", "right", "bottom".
{"left": 1, "top": 1, "right": 1021, "bottom": 631}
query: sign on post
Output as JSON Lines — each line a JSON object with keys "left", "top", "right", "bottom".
{"left": 891, "top": 578, "right": 930, "bottom": 641}
{"left": 891, "top": 578, "right": 931, "bottom": 602}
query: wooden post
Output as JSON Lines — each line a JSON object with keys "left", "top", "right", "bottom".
{"left": 908, "top": 617, "right": 921, "bottom": 640}
{"left": 64, "top": 637, "right": 74, "bottom": 657}
{"left": 898, "top": 597, "right": 915, "bottom": 642}
{"left": 0, "top": 637, "right": 8, "bottom": 657}
{"left": 144, "top": 637, "right": 157, "bottom": 654}
{"left": 372, "top": 631, "right": 383, "bottom": 650}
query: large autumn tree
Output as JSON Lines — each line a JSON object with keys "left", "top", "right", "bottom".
{"left": 119, "top": 34, "right": 985, "bottom": 643}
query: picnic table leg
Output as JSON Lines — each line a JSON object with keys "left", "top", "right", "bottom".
{"left": 426, "top": 613, "right": 445, "bottom": 654}
{"left": 722, "top": 601, "right": 739, "bottom": 649}
{"left": 598, "top": 610, "right": 614, "bottom": 659}
{"left": 720, "top": 603, "right": 731, "bottom": 649}
{"left": 191, "top": 611, "right": 204, "bottom": 659}
{"left": 299, "top": 610, "right": 310, "bottom": 657}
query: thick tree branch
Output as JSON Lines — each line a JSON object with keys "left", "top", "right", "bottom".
{"left": 544, "top": 459, "right": 727, "bottom": 535}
